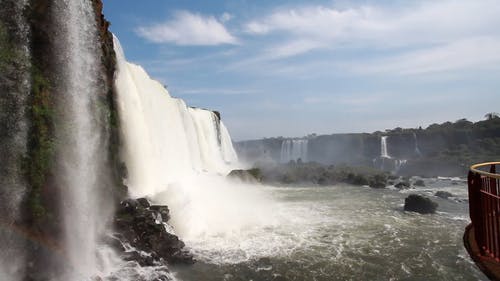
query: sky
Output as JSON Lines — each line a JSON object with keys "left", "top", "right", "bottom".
{"left": 103, "top": 0, "right": 500, "bottom": 141}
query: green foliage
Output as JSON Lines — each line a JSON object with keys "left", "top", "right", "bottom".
{"left": 259, "top": 161, "right": 388, "bottom": 187}
{"left": 0, "top": 23, "right": 12, "bottom": 70}
{"left": 346, "top": 173, "right": 369, "bottom": 186}
{"left": 369, "top": 173, "right": 387, "bottom": 188}
{"left": 485, "top": 112, "right": 499, "bottom": 120}
{"left": 248, "top": 168, "right": 262, "bottom": 181}
{"left": 0, "top": 21, "right": 27, "bottom": 72}
{"left": 22, "top": 65, "right": 54, "bottom": 223}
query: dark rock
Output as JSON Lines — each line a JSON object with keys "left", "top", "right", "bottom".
{"left": 227, "top": 168, "right": 262, "bottom": 182}
{"left": 369, "top": 181, "right": 385, "bottom": 188}
{"left": 395, "top": 181, "right": 411, "bottom": 189}
{"left": 388, "top": 175, "right": 399, "bottom": 180}
{"left": 150, "top": 205, "right": 170, "bottom": 222}
{"left": 121, "top": 198, "right": 138, "bottom": 212}
{"left": 414, "top": 179, "right": 425, "bottom": 187}
{"left": 113, "top": 198, "right": 194, "bottom": 266}
{"left": 347, "top": 173, "right": 369, "bottom": 186}
{"left": 369, "top": 174, "right": 387, "bottom": 188}
{"left": 137, "top": 197, "right": 151, "bottom": 208}
{"left": 435, "top": 191, "right": 453, "bottom": 199}
{"left": 404, "top": 194, "right": 438, "bottom": 214}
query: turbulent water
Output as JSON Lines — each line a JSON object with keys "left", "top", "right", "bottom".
{"left": 172, "top": 179, "right": 486, "bottom": 281}
{"left": 0, "top": 1, "right": 486, "bottom": 281}
{"left": 111, "top": 33, "right": 484, "bottom": 281}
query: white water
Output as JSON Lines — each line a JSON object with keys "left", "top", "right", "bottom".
{"left": 174, "top": 180, "right": 485, "bottom": 281}
{"left": 280, "top": 139, "right": 308, "bottom": 163}
{"left": 413, "top": 132, "right": 422, "bottom": 156}
{"left": 114, "top": 36, "right": 262, "bottom": 242}
{"left": 52, "top": 1, "right": 116, "bottom": 279}
{"left": 380, "top": 136, "right": 390, "bottom": 158}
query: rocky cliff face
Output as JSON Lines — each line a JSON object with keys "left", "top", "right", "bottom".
{"left": 236, "top": 118, "right": 500, "bottom": 177}
{"left": 0, "top": 0, "right": 124, "bottom": 279}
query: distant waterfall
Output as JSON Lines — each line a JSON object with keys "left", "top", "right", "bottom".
{"left": 380, "top": 136, "right": 390, "bottom": 158}
{"left": 280, "top": 139, "right": 308, "bottom": 163}
{"left": 413, "top": 132, "right": 422, "bottom": 156}
{"left": 0, "top": 1, "right": 30, "bottom": 280}
{"left": 52, "top": 0, "right": 113, "bottom": 279}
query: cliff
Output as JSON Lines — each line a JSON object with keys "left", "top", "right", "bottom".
{"left": 0, "top": 0, "right": 123, "bottom": 279}
{"left": 235, "top": 117, "right": 500, "bottom": 177}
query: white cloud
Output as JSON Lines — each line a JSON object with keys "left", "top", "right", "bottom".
{"left": 348, "top": 37, "right": 500, "bottom": 75}
{"left": 177, "top": 88, "right": 259, "bottom": 96}
{"left": 136, "top": 11, "right": 238, "bottom": 46}
{"left": 266, "top": 39, "right": 322, "bottom": 59}
{"left": 244, "top": 0, "right": 500, "bottom": 53}
{"left": 245, "top": 0, "right": 500, "bottom": 46}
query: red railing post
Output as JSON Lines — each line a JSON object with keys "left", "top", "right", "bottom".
{"left": 469, "top": 170, "right": 485, "bottom": 255}
{"left": 490, "top": 164, "right": 500, "bottom": 260}
{"left": 469, "top": 163, "right": 500, "bottom": 259}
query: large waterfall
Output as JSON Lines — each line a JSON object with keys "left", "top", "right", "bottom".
{"left": 52, "top": 1, "right": 114, "bottom": 279}
{"left": 280, "top": 139, "right": 308, "bottom": 163}
{"left": 113, "top": 37, "right": 238, "bottom": 199}
{"left": 112, "top": 36, "right": 275, "bottom": 244}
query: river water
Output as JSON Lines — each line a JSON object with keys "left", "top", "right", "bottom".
{"left": 172, "top": 178, "right": 486, "bottom": 281}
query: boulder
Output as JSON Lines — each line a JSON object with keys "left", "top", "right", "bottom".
{"left": 395, "top": 181, "right": 411, "bottom": 189}
{"left": 414, "top": 179, "right": 425, "bottom": 187}
{"left": 113, "top": 198, "right": 194, "bottom": 265}
{"left": 404, "top": 194, "right": 438, "bottom": 214}
{"left": 346, "top": 173, "right": 369, "bottom": 186}
{"left": 227, "top": 168, "right": 262, "bottom": 182}
{"left": 369, "top": 174, "right": 387, "bottom": 188}
{"left": 435, "top": 191, "right": 453, "bottom": 199}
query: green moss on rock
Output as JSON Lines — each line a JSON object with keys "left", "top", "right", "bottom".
{"left": 22, "top": 65, "right": 54, "bottom": 224}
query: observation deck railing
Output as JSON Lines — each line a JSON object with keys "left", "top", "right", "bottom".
{"left": 468, "top": 162, "right": 500, "bottom": 261}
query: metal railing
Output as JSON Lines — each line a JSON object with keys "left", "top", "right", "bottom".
{"left": 468, "top": 162, "right": 500, "bottom": 261}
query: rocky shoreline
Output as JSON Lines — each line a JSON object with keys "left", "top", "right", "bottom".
{"left": 111, "top": 198, "right": 194, "bottom": 268}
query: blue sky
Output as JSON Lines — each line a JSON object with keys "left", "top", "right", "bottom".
{"left": 103, "top": 0, "right": 500, "bottom": 141}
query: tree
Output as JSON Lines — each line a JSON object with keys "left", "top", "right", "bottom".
{"left": 485, "top": 112, "right": 499, "bottom": 120}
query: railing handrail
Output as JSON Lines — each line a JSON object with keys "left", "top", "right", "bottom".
{"left": 468, "top": 162, "right": 500, "bottom": 262}
{"left": 470, "top": 162, "right": 500, "bottom": 179}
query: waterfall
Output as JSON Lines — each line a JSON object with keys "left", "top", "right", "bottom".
{"left": 113, "top": 35, "right": 238, "bottom": 197}
{"left": 413, "top": 132, "right": 422, "bottom": 156}
{"left": 52, "top": 1, "right": 114, "bottom": 279}
{"left": 113, "top": 36, "right": 281, "bottom": 244}
{"left": 380, "top": 136, "right": 390, "bottom": 158}
{"left": 0, "top": 1, "right": 30, "bottom": 280}
{"left": 280, "top": 139, "right": 308, "bottom": 163}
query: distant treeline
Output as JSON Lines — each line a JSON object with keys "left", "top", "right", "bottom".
{"left": 235, "top": 114, "right": 500, "bottom": 177}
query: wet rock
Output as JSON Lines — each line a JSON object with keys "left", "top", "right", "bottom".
{"left": 136, "top": 197, "right": 151, "bottom": 208}
{"left": 113, "top": 198, "right": 194, "bottom": 266}
{"left": 227, "top": 168, "right": 262, "bottom": 182}
{"left": 404, "top": 194, "right": 438, "bottom": 214}
{"left": 435, "top": 191, "right": 453, "bottom": 199}
{"left": 395, "top": 181, "right": 411, "bottom": 189}
{"left": 346, "top": 173, "right": 369, "bottom": 186}
{"left": 414, "top": 179, "right": 425, "bottom": 187}
{"left": 369, "top": 174, "right": 387, "bottom": 188}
